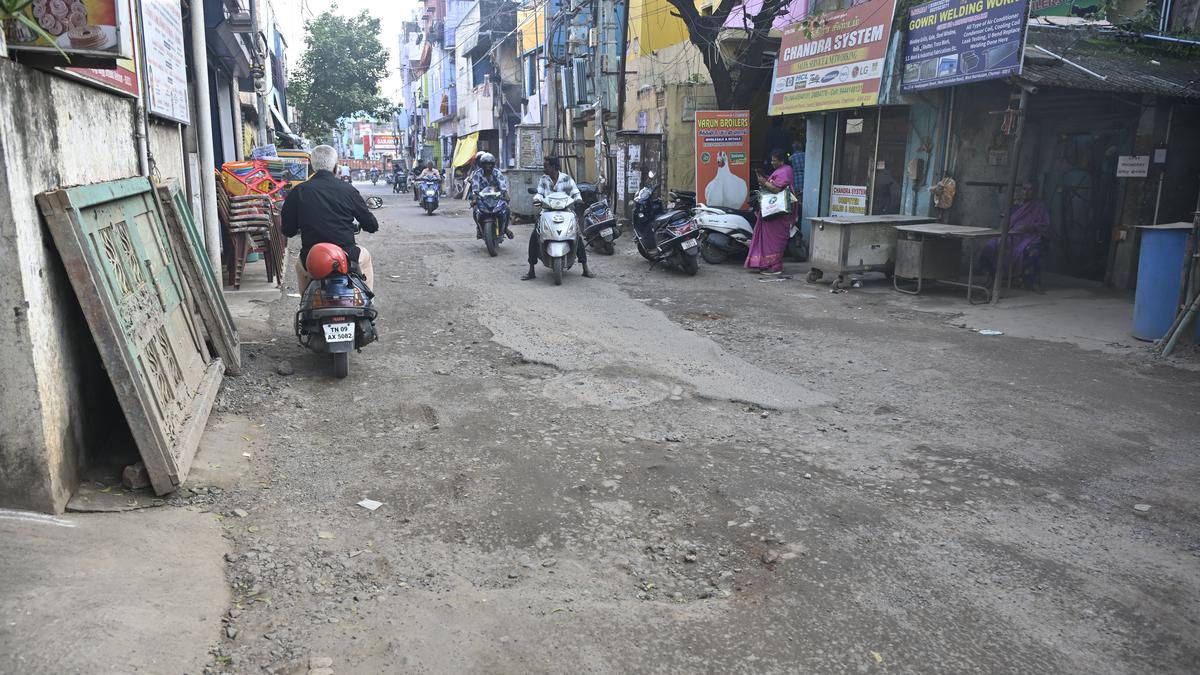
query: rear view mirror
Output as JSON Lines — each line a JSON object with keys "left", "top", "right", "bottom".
{"left": 527, "top": 188, "right": 537, "bottom": 195}
{"left": 647, "top": 170, "right": 656, "bottom": 179}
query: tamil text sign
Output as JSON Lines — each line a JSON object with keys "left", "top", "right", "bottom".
{"left": 902, "top": 0, "right": 1028, "bottom": 91}
{"left": 695, "top": 111, "right": 751, "bottom": 210}
{"left": 141, "top": 0, "right": 189, "bottom": 123}
{"left": 768, "top": 0, "right": 899, "bottom": 115}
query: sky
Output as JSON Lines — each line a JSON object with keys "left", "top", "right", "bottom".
{"left": 271, "top": 0, "right": 417, "bottom": 103}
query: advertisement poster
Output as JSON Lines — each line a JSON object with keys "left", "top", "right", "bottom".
{"left": 830, "top": 184, "right": 869, "bottom": 217}
{"left": 694, "top": 110, "right": 751, "bottom": 209}
{"left": 3, "top": 0, "right": 131, "bottom": 58}
{"left": 141, "top": 0, "right": 188, "bottom": 123}
{"left": 902, "top": 0, "right": 1028, "bottom": 92}
{"left": 768, "top": 0, "right": 899, "bottom": 115}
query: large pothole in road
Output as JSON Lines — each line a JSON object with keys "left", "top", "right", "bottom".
{"left": 540, "top": 372, "right": 674, "bottom": 409}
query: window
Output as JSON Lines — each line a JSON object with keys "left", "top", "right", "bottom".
{"left": 472, "top": 56, "right": 492, "bottom": 88}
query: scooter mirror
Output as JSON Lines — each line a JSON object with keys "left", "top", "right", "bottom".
{"left": 527, "top": 188, "right": 537, "bottom": 195}
{"left": 647, "top": 171, "right": 656, "bottom": 179}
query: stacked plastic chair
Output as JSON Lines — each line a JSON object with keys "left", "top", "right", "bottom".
{"left": 216, "top": 172, "right": 286, "bottom": 289}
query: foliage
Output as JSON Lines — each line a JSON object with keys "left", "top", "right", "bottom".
{"left": 0, "top": 0, "right": 71, "bottom": 60}
{"left": 663, "top": 0, "right": 795, "bottom": 110}
{"left": 289, "top": 7, "right": 390, "bottom": 139}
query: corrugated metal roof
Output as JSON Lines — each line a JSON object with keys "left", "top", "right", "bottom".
{"left": 1021, "top": 28, "right": 1200, "bottom": 100}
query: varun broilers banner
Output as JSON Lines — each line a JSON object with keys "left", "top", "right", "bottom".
{"left": 768, "top": 0, "right": 899, "bottom": 115}
{"left": 694, "top": 110, "right": 751, "bottom": 210}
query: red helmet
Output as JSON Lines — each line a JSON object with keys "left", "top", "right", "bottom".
{"left": 306, "top": 243, "right": 349, "bottom": 279}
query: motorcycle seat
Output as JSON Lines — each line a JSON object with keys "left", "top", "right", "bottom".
{"left": 713, "top": 206, "right": 757, "bottom": 222}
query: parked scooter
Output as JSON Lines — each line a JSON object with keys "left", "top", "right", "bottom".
{"left": 294, "top": 243, "right": 378, "bottom": 379}
{"left": 474, "top": 187, "right": 511, "bottom": 257}
{"left": 528, "top": 187, "right": 582, "bottom": 285}
{"left": 419, "top": 177, "right": 440, "bottom": 214}
{"left": 695, "top": 194, "right": 808, "bottom": 264}
{"left": 577, "top": 182, "right": 620, "bottom": 255}
{"left": 629, "top": 175, "right": 701, "bottom": 276}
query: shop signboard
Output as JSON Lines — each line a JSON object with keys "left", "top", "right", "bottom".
{"left": 1028, "top": 0, "right": 1099, "bottom": 16}
{"left": 3, "top": 0, "right": 132, "bottom": 58}
{"left": 59, "top": 0, "right": 138, "bottom": 96}
{"left": 140, "top": 0, "right": 188, "bottom": 123}
{"left": 830, "top": 184, "right": 868, "bottom": 217}
{"left": 694, "top": 110, "right": 751, "bottom": 210}
{"left": 902, "top": 0, "right": 1029, "bottom": 92}
{"left": 768, "top": 0, "right": 899, "bottom": 115}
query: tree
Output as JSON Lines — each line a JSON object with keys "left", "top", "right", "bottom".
{"left": 663, "top": 0, "right": 795, "bottom": 110}
{"left": 290, "top": 9, "right": 390, "bottom": 139}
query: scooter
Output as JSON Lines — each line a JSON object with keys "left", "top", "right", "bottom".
{"left": 392, "top": 172, "right": 407, "bottom": 194}
{"left": 695, "top": 195, "right": 808, "bottom": 264}
{"left": 294, "top": 246, "right": 378, "bottom": 379}
{"left": 629, "top": 176, "right": 701, "bottom": 276}
{"left": 419, "top": 177, "right": 440, "bottom": 214}
{"left": 474, "top": 187, "right": 510, "bottom": 257}
{"left": 528, "top": 187, "right": 581, "bottom": 285}
{"left": 577, "top": 182, "right": 620, "bottom": 255}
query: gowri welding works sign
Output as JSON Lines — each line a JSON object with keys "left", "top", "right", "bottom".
{"left": 902, "top": 0, "right": 1029, "bottom": 91}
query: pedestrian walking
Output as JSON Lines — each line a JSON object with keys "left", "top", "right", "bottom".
{"left": 745, "top": 149, "right": 796, "bottom": 276}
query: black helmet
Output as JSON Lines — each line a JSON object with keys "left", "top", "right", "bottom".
{"left": 479, "top": 152, "right": 496, "bottom": 170}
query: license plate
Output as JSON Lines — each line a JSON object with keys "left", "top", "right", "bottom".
{"left": 681, "top": 238, "right": 698, "bottom": 249}
{"left": 600, "top": 227, "right": 614, "bottom": 237}
{"left": 323, "top": 322, "right": 355, "bottom": 343}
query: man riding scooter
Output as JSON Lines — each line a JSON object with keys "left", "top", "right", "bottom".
{"left": 466, "top": 152, "right": 512, "bottom": 240}
{"left": 281, "top": 145, "right": 379, "bottom": 292}
{"left": 521, "top": 157, "right": 594, "bottom": 280}
{"left": 413, "top": 161, "right": 440, "bottom": 202}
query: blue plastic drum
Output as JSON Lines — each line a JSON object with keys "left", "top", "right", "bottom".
{"left": 1132, "top": 223, "right": 1198, "bottom": 342}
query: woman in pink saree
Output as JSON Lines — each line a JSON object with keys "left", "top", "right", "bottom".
{"left": 745, "top": 149, "right": 796, "bottom": 276}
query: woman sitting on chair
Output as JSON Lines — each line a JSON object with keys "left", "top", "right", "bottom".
{"left": 980, "top": 181, "right": 1051, "bottom": 293}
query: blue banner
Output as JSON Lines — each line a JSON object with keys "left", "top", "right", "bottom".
{"left": 901, "top": 0, "right": 1029, "bottom": 91}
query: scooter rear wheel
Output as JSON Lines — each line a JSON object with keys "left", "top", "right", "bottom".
{"left": 333, "top": 352, "right": 349, "bottom": 379}
{"left": 636, "top": 239, "right": 656, "bottom": 262}
{"left": 700, "top": 235, "right": 729, "bottom": 264}
{"left": 680, "top": 254, "right": 700, "bottom": 276}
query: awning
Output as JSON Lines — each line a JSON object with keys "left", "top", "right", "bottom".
{"left": 1021, "top": 28, "right": 1200, "bottom": 100}
{"left": 451, "top": 132, "right": 479, "bottom": 168}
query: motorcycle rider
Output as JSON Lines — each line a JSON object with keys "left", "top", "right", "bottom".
{"left": 522, "top": 156, "right": 594, "bottom": 280}
{"left": 281, "top": 144, "right": 379, "bottom": 291}
{"left": 466, "top": 152, "right": 513, "bottom": 239}
{"left": 369, "top": 167, "right": 380, "bottom": 185}
{"left": 414, "top": 161, "right": 440, "bottom": 202}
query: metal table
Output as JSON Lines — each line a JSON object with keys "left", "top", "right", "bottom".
{"left": 892, "top": 224, "right": 999, "bottom": 303}
{"left": 806, "top": 215, "right": 937, "bottom": 290}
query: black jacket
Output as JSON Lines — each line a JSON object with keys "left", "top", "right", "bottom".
{"left": 281, "top": 170, "right": 379, "bottom": 266}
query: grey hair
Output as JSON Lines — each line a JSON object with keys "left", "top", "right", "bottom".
{"left": 311, "top": 145, "right": 338, "bottom": 172}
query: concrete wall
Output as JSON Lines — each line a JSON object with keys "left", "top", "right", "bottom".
{"left": 0, "top": 60, "right": 186, "bottom": 513}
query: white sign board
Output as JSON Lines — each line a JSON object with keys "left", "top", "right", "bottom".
{"left": 830, "top": 184, "right": 868, "bottom": 217}
{"left": 141, "top": 0, "right": 190, "bottom": 123}
{"left": 1116, "top": 155, "right": 1149, "bottom": 178}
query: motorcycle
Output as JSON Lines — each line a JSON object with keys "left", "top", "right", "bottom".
{"left": 293, "top": 246, "right": 378, "bottom": 379}
{"left": 577, "top": 182, "right": 620, "bottom": 255}
{"left": 419, "top": 177, "right": 440, "bottom": 214}
{"left": 629, "top": 176, "right": 701, "bottom": 276}
{"left": 695, "top": 194, "right": 808, "bottom": 264}
{"left": 370, "top": 173, "right": 379, "bottom": 186}
{"left": 392, "top": 172, "right": 407, "bottom": 194}
{"left": 474, "top": 187, "right": 510, "bottom": 257}
{"left": 528, "top": 187, "right": 582, "bottom": 285}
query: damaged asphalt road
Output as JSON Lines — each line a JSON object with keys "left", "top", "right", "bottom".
{"left": 203, "top": 184, "right": 1200, "bottom": 674}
